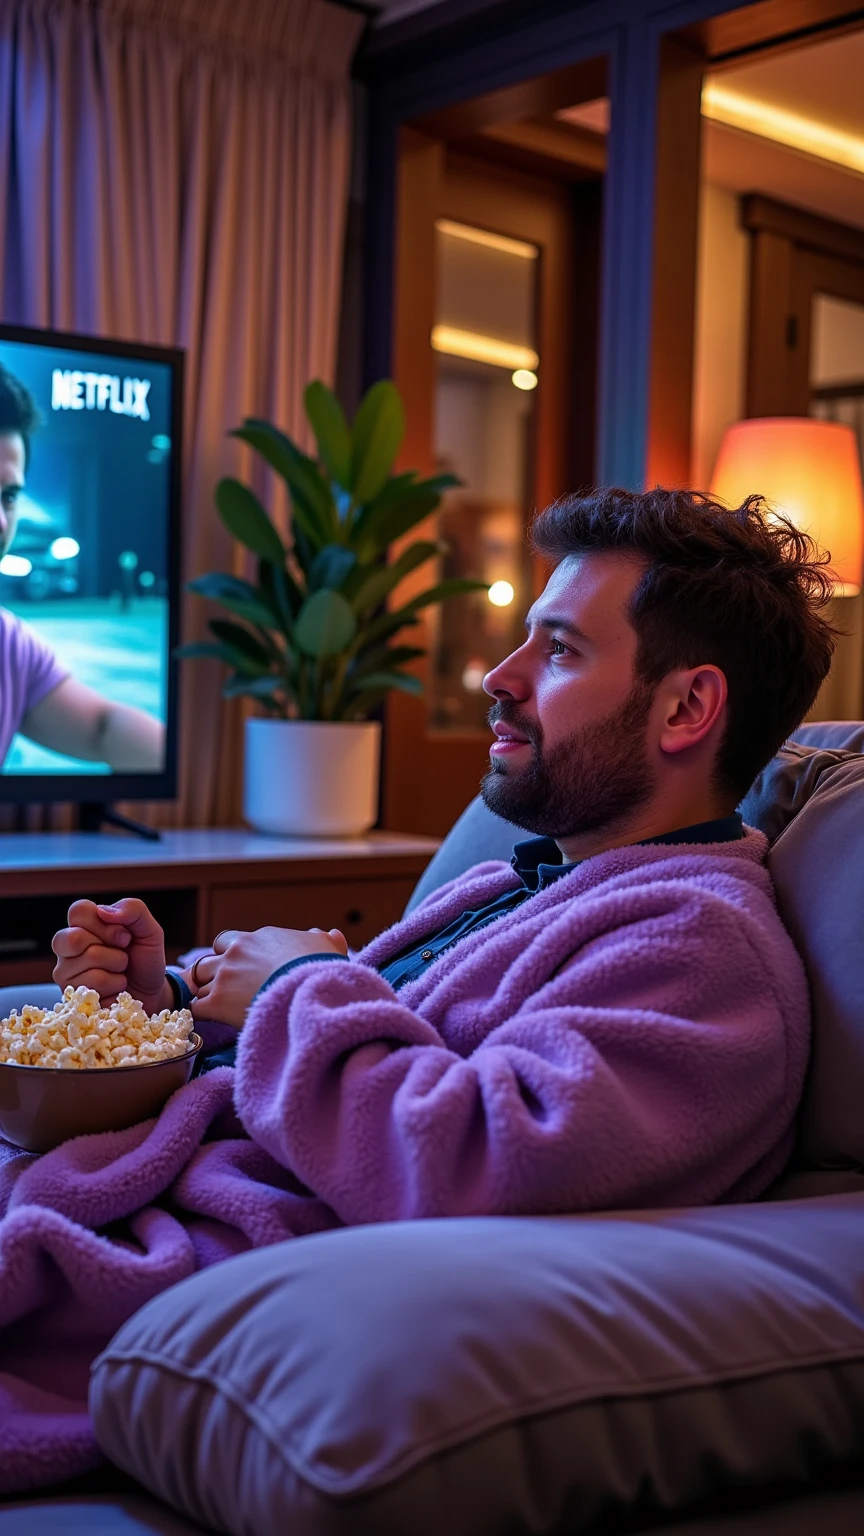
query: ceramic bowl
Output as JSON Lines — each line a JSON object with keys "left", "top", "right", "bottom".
{"left": 0, "top": 1034, "right": 203, "bottom": 1153}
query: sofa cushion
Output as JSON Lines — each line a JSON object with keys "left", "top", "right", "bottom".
{"left": 90, "top": 1198, "right": 864, "bottom": 1536}
{"left": 742, "top": 748, "right": 864, "bottom": 1171}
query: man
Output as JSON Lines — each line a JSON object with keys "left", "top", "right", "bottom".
{"left": 0, "top": 361, "right": 163, "bottom": 770}
{"left": 53, "top": 488, "right": 835, "bottom": 1218}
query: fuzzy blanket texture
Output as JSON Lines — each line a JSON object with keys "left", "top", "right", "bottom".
{"left": 0, "top": 831, "right": 811, "bottom": 1495}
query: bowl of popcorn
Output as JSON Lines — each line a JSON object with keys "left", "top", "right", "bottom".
{"left": 0, "top": 986, "right": 202, "bottom": 1152}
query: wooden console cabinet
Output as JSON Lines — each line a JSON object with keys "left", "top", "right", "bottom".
{"left": 0, "top": 828, "right": 440, "bottom": 986}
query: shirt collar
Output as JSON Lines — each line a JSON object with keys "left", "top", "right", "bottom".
{"left": 510, "top": 812, "right": 744, "bottom": 894}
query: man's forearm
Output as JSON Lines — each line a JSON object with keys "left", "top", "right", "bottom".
{"left": 100, "top": 705, "right": 165, "bottom": 770}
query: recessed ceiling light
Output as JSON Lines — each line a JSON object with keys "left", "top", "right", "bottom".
{"left": 435, "top": 220, "right": 538, "bottom": 259}
{"left": 431, "top": 326, "right": 539, "bottom": 371}
{"left": 702, "top": 82, "right": 864, "bottom": 175}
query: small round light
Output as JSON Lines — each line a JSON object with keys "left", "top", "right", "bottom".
{"left": 461, "top": 662, "right": 486, "bottom": 693}
{"left": 488, "top": 580, "right": 515, "bottom": 607}
{"left": 50, "top": 536, "right": 80, "bottom": 561}
{"left": 139, "top": 570, "right": 156, "bottom": 589}
{"left": 511, "top": 369, "right": 538, "bottom": 391}
{"left": 0, "top": 555, "right": 32, "bottom": 578}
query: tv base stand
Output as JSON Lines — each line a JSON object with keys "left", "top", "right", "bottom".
{"left": 78, "top": 802, "right": 162, "bottom": 842}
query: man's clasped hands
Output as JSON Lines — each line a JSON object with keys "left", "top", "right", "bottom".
{"left": 51, "top": 898, "right": 350, "bottom": 1028}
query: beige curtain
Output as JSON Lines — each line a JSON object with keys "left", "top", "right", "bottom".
{"left": 0, "top": 0, "right": 362, "bottom": 826}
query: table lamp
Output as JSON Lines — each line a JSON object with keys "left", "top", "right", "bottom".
{"left": 710, "top": 418, "right": 864, "bottom": 596}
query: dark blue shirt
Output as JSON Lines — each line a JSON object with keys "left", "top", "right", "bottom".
{"left": 254, "top": 812, "right": 744, "bottom": 999}
{"left": 377, "top": 813, "right": 743, "bottom": 992}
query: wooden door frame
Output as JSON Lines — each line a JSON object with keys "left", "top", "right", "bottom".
{"left": 742, "top": 195, "right": 864, "bottom": 416}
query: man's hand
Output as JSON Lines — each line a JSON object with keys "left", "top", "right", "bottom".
{"left": 191, "top": 926, "right": 348, "bottom": 1029}
{"left": 52, "top": 897, "right": 173, "bottom": 1014}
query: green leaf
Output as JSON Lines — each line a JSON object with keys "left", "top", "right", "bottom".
{"left": 308, "top": 545, "right": 357, "bottom": 593}
{"left": 355, "top": 609, "right": 421, "bottom": 650}
{"left": 232, "top": 420, "right": 337, "bottom": 547}
{"left": 295, "top": 589, "right": 358, "bottom": 658}
{"left": 258, "top": 559, "right": 302, "bottom": 630}
{"left": 305, "top": 382, "right": 352, "bottom": 490}
{"left": 215, "top": 479, "right": 286, "bottom": 567}
{"left": 350, "top": 380, "right": 406, "bottom": 505}
{"left": 352, "top": 473, "right": 459, "bottom": 560}
{"left": 350, "top": 541, "right": 441, "bottom": 615}
{"left": 208, "top": 619, "right": 273, "bottom": 674}
{"left": 222, "top": 673, "right": 290, "bottom": 700}
{"left": 345, "top": 670, "right": 423, "bottom": 697}
{"left": 403, "top": 577, "right": 489, "bottom": 614}
{"left": 349, "top": 644, "right": 425, "bottom": 678}
{"left": 187, "top": 572, "right": 279, "bottom": 630}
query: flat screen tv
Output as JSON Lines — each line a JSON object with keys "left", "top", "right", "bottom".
{"left": 0, "top": 323, "right": 183, "bottom": 826}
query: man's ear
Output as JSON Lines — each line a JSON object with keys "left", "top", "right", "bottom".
{"left": 658, "top": 665, "right": 727, "bottom": 756}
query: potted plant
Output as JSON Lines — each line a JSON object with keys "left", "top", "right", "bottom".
{"left": 178, "top": 379, "right": 487, "bottom": 836}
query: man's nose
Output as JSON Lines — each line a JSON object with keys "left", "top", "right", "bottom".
{"left": 483, "top": 650, "right": 529, "bottom": 700}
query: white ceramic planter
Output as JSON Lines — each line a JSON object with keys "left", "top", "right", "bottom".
{"left": 243, "top": 718, "right": 382, "bottom": 837}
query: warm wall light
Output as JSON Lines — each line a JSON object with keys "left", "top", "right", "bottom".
{"left": 701, "top": 83, "right": 864, "bottom": 176}
{"left": 435, "top": 220, "right": 538, "bottom": 260}
{"left": 710, "top": 418, "right": 864, "bottom": 596}
{"left": 431, "top": 326, "right": 539, "bottom": 371}
{"left": 488, "top": 580, "right": 515, "bottom": 607}
{"left": 512, "top": 369, "right": 538, "bottom": 391}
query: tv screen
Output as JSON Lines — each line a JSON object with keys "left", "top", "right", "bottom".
{"left": 0, "top": 324, "right": 183, "bottom": 804}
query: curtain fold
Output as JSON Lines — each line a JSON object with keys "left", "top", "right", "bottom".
{"left": 0, "top": 0, "right": 361, "bottom": 826}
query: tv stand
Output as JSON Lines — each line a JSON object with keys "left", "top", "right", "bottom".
{"left": 78, "top": 802, "right": 162, "bottom": 842}
{"left": 0, "top": 828, "right": 438, "bottom": 985}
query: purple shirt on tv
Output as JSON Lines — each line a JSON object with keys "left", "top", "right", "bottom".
{"left": 0, "top": 607, "right": 68, "bottom": 765}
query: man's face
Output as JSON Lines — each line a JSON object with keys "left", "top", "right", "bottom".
{"left": 0, "top": 432, "right": 25, "bottom": 557}
{"left": 481, "top": 552, "right": 658, "bottom": 840}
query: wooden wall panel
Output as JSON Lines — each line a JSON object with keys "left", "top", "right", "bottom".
{"left": 645, "top": 37, "right": 705, "bottom": 488}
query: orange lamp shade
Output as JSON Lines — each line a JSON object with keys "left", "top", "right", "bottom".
{"left": 710, "top": 418, "right": 864, "bottom": 596}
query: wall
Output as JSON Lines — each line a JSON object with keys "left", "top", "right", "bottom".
{"left": 690, "top": 182, "right": 748, "bottom": 489}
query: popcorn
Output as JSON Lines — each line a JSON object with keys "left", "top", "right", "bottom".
{"left": 0, "top": 986, "right": 194, "bottom": 1070}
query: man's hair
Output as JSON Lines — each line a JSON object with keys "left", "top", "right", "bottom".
{"left": 0, "top": 362, "right": 41, "bottom": 466}
{"left": 531, "top": 487, "right": 839, "bottom": 801}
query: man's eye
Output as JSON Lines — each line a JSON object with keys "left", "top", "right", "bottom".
{"left": 550, "top": 638, "right": 570, "bottom": 656}
{"left": 1, "top": 489, "right": 18, "bottom": 511}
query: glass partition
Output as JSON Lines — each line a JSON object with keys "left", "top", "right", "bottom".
{"left": 428, "top": 219, "right": 539, "bottom": 732}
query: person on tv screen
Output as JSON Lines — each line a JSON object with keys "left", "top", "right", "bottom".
{"left": 0, "top": 361, "right": 164, "bottom": 772}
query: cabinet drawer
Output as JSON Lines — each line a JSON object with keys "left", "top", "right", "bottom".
{"left": 209, "top": 877, "right": 417, "bottom": 950}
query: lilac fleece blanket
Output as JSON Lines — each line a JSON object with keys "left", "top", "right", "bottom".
{"left": 0, "top": 830, "right": 811, "bottom": 1494}
{"left": 0, "top": 1069, "right": 339, "bottom": 1495}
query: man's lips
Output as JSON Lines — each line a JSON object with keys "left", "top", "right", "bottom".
{"left": 490, "top": 722, "right": 532, "bottom": 754}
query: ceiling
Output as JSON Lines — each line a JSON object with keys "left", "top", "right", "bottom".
{"left": 716, "top": 28, "right": 864, "bottom": 139}
{"left": 370, "top": 8, "right": 864, "bottom": 232}
{"left": 561, "top": 27, "right": 864, "bottom": 233}
{"left": 704, "top": 27, "right": 864, "bottom": 231}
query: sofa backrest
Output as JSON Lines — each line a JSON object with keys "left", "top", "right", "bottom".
{"left": 744, "top": 726, "right": 864, "bottom": 1173}
{"left": 407, "top": 723, "right": 864, "bottom": 1174}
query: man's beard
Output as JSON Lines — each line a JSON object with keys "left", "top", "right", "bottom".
{"left": 481, "top": 681, "right": 658, "bottom": 840}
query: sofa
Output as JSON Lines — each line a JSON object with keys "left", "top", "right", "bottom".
{"left": 2, "top": 720, "right": 864, "bottom": 1534}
